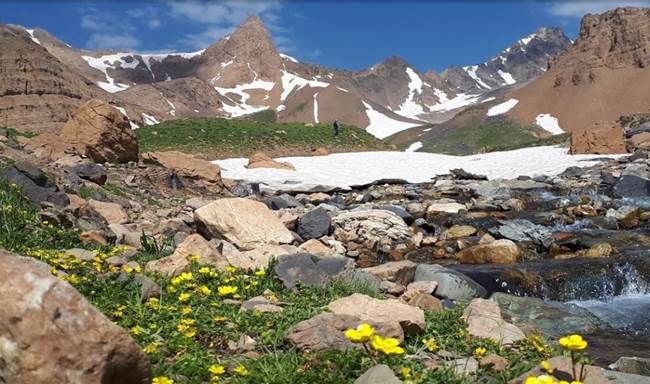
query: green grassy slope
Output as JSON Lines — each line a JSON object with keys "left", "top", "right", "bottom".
{"left": 136, "top": 117, "right": 389, "bottom": 159}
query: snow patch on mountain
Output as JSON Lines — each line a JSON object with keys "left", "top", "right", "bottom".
{"left": 25, "top": 28, "right": 40, "bottom": 45}
{"left": 487, "top": 99, "right": 519, "bottom": 116}
{"left": 280, "top": 71, "right": 329, "bottom": 102}
{"left": 336, "top": 87, "right": 349, "bottom": 93}
{"left": 497, "top": 70, "right": 516, "bottom": 85}
{"left": 279, "top": 53, "right": 299, "bottom": 63}
{"left": 405, "top": 142, "right": 423, "bottom": 152}
{"left": 395, "top": 67, "right": 427, "bottom": 118}
{"left": 81, "top": 54, "right": 133, "bottom": 93}
{"left": 142, "top": 113, "right": 159, "bottom": 126}
{"left": 535, "top": 114, "right": 564, "bottom": 135}
{"left": 428, "top": 93, "right": 481, "bottom": 112}
{"left": 216, "top": 79, "right": 275, "bottom": 117}
{"left": 464, "top": 65, "right": 491, "bottom": 89}
{"left": 363, "top": 101, "right": 421, "bottom": 139}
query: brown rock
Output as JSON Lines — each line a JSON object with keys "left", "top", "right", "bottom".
{"left": 194, "top": 198, "right": 294, "bottom": 250}
{"left": 79, "top": 230, "right": 109, "bottom": 245}
{"left": 328, "top": 293, "right": 426, "bottom": 334}
{"left": 407, "top": 293, "right": 443, "bottom": 312}
{"left": 457, "top": 239, "right": 519, "bottom": 264}
{"left": 298, "top": 238, "right": 332, "bottom": 256}
{"left": 59, "top": 99, "right": 139, "bottom": 163}
{"left": 88, "top": 199, "right": 129, "bottom": 225}
{"left": 146, "top": 233, "right": 228, "bottom": 276}
{"left": 570, "top": 120, "right": 626, "bottom": 154}
{"left": 142, "top": 151, "right": 222, "bottom": 185}
{"left": 443, "top": 225, "right": 477, "bottom": 239}
{"left": 480, "top": 354, "right": 509, "bottom": 371}
{"left": 462, "top": 298, "right": 525, "bottom": 345}
{"left": 361, "top": 260, "right": 417, "bottom": 285}
{"left": 286, "top": 312, "right": 404, "bottom": 352}
{"left": 0, "top": 250, "right": 150, "bottom": 384}
{"left": 247, "top": 152, "right": 296, "bottom": 171}
{"left": 313, "top": 147, "right": 330, "bottom": 156}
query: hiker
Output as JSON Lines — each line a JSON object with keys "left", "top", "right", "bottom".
{"left": 333, "top": 119, "right": 340, "bottom": 137}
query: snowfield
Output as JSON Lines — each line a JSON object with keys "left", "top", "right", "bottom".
{"left": 215, "top": 146, "right": 619, "bottom": 192}
{"left": 362, "top": 101, "right": 421, "bottom": 139}
{"left": 405, "top": 142, "right": 423, "bottom": 152}
{"left": 536, "top": 113, "right": 564, "bottom": 135}
{"left": 486, "top": 99, "right": 519, "bottom": 116}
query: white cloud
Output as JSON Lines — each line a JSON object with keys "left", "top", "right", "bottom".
{"left": 167, "top": 0, "right": 292, "bottom": 51}
{"left": 86, "top": 33, "right": 141, "bottom": 50}
{"left": 127, "top": 6, "right": 163, "bottom": 29}
{"left": 549, "top": 1, "right": 650, "bottom": 17}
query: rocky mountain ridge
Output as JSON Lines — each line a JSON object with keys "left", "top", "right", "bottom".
{"left": 1, "top": 15, "right": 570, "bottom": 139}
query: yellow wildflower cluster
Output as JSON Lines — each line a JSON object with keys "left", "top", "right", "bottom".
{"left": 474, "top": 346, "right": 487, "bottom": 358}
{"left": 176, "top": 318, "right": 196, "bottom": 338}
{"left": 217, "top": 285, "right": 238, "bottom": 297}
{"left": 344, "top": 323, "right": 405, "bottom": 355}
{"left": 422, "top": 338, "right": 438, "bottom": 352}
{"left": 209, "top": 364, "right": 225, "bottom": 382}
{"left": 152, "top": 377, "right": 174, "bottom": 384}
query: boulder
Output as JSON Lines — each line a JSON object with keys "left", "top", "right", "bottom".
{"left": 414, "top": 264, "right": 487, "bottom": 301}
{"left": 266, "top": 194, "right": 303, "bottom": 210}
{"left": 88, "top": 199, "right": 129, "bottom": 225}
{"left": 230, "top": 244, "right": 296, "bottom": 271}
{"left": 59, "top": 99, "right": 138, "bottom": 163}
{"left": 71, "top": 162, "right": 107, "bottom": 185}
{"left": 142, "top": 151, "right": 222, "bottom": 185}
{"left": 457, "top": 239, "right": 520, "bottom": 264}
{"left": 247, "top": 152, "right": 296, "bottom": 170}
{"left": 361, "top": 260, "right": 418, "bottom": 286}
{"left": 354, "top": 365, "right": 401, "bottom": 384}
{"left": 570, "top": 120, "right": 626, "bottom": 155}
{"left": 274, "top": 253, "right": 354, "bottom": 289}
{"left": 328, "top": 293, "right": 426, "bottom": 334}
{"left": 286, "top": 313, "right": 403, "bottom": 352}
{"left": 613, "top": 175, "right": 650, "bottom": 198}
{"left": 0, "top": 250, "right": 150, "bottom": 384}
{"left": 480, "top": 355, "right": 509, "bottom": 371}
{"left": 427, "top": 202, "right": 466, "bottom": 214}
{"left": 610, "top": 357, "right": 650, "bottom": 376}
{"left": 332, "top": 209, "right": 412, "bottom": 267}
{"left": 443, "top": 225, "right": 477, "bottom": 239}
{"left": 373, "top": 205, "right": 415, "bottom": 225}
{"left": 462, "top": 298, "right": 525, "bottom": 345}
{"left": 297, "top": 208, "right": 331, "bottom": 240}
{"left": 298, "top": 239, "right": 333, "bottom": 256}
{"left": 407, "top": 293, "right": 443, "bottom": 311}
{"left": 146, "top": 234, "right": 228, "bottom": 276}
{"left": 491, "top": 219, "right": 553, "bottom": 248}
{"left": 0, "top": 163, "right": 69, "bottom": 207}
{"left": 194, "top": 198, "right": 294, "bottom": 250}
{"left": 313, "top": 147, "right": 330, "bottom": 156}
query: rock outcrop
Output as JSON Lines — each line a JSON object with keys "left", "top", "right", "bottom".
{"left": 0, "top": 250, "right": 150, "bottom": 384}
{"left": 142, "top": 151, "right": 222, "bottom": 185}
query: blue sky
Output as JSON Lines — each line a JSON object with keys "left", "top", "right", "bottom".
{"left": 2, "top": 1, "right": 649, "bottom": 71}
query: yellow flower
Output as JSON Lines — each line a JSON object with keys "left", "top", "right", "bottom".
{"left": 370, "top": 335, "right": 405, "bottom": 355}
{"left": 474, "top": 346, "right": 487, "bottom": 358}
{"left": 233, "top": 365, "right": 249, "bottom": 376}
{"left": 199, "top": 267, "right": 211, "bottom": 274}
{"left": 213, "top": 316, "right": 226, "bottom": 323}
{"left": 198, "top": 285, "right": 212, "bottom": 295}
{"left": 524, "top": 375, "right": 558, "bottom": 384}
{"left": 540, "top": 361, "right": 554, "bottom": 374}
{"left": 186, "top": 255, "right": 200, "bottom": 262}
{"left": 559, "top": 334, "right": 587, "bottom": 351}
{"left": 344, "top": 323, "right": 375, "bottom": 343}
{"left": 209, "top": 364, "right": 226, "bottom": 375}
{"left": 178, "top": 293, "right": 190, "bottom": 302}
{"left": 146, "top": 297, "right": 160, "bottom": 309}
{"left": 401, "top": 366, "right": 411, "bottom": 379}
{"left": 226, "top": 266, "right": 237, "bottom": 274}
{"left": 152, "top": 377, "right": 174, "bottom": 384}
{"left": 143, "top": 341, "right": 162, "bottom": 354}
{"left": 217, "top": 285, "right": 238, "bottom": 296}
{"left": 131, "top": 326, "right": 143, "bottom": 336}
{"left": 181, "top": 306, "right": 193, "bottom": 316}
{"left": 254, "top": 269, "right": 266, "bottom": 276}
{"left": 422, "top": 338, "right": 438, "bottom": 352}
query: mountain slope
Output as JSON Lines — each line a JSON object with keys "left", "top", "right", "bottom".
{"left": 507, "top": 7, "right": 650, "bottom": 153}
{"left": 440, "top": 27, "right": 572, "bottom": 94}
{"left": 0, "top": 25, "right": 105, "bottom": 133}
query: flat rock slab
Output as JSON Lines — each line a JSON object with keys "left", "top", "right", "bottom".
{"left": 462, "top": 298, "right": 525, "bottom": 345}
{"left": 328, "top": 293, "right": 425, "bottom": 334}
{"left": 286, "top": 312, "right": 403, "bottom": 352}
{"left": 354, "top": 364, "right": 401, "bottom": 384}
{"left": 274, "top": 253, "right": 354, "bottom": 289}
